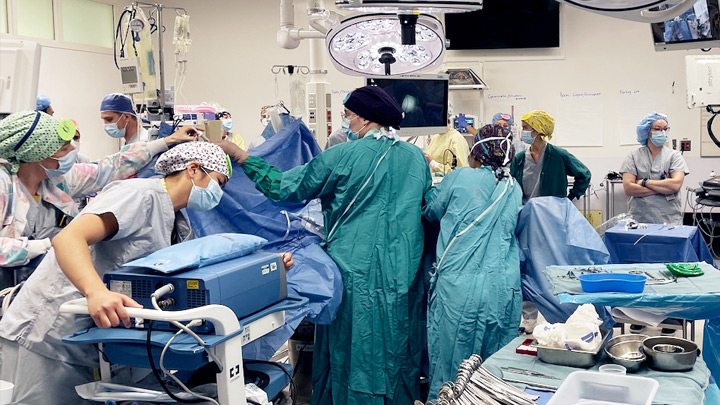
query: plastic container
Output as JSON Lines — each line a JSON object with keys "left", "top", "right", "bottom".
{"left": 546, "top": 371, "right": 659, "bottom": 405}
{"left": 578, "top": 273, "right": 647, "bottom": 293}
{"left": 0, "top": 380, "right": 13, "bottom": 405}
{"left": 599, "top": 364, "right": 627, "bottom": 375}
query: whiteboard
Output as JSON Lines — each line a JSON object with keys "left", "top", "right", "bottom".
{"left": 553, "top": 90, "right": 604, "bottom": 147}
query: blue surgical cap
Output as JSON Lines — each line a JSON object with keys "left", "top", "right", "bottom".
{"left": 36, "top": 94, "right": 51, "bottom": 111}
{"left": 100, "top": 93, "right": 136, "bottom": 116}
{"left": 636, "top": 112, "right": 669, "bottom": 146}
{"left": 491, "top": 112, "right": 513, "bottom": 127}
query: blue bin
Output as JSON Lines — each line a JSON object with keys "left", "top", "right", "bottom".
{"left": 578, "top": 273, "right": 647, "bottom": 293}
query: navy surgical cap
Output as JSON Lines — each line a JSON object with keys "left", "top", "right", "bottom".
{"left": 344, "top": 86, "right": 404, "bottom": 128}
{"left": 636, "top": 112, "right": 668, "bottom": 146}
{"left": 36, "top": 94, "right": 51, "bottom": 111}
{"left": 100, "top": 93, "right": 136, "bottom": 116}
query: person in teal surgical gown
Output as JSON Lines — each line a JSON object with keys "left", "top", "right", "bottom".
{"left": 423, "top": 124, "right": 523, "bottom": 397}
{"left": 218, "top": 85, "right": 431, "bottom": 404}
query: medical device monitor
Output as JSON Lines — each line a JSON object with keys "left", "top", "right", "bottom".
{"left": 366, "top": 74, "right": 449, "bottom": 138}
{"left": 651, "top": 0, "right": 720, "bottom": 51}
{"left": 444, "top": 0, "right": 560, "bottom": 50}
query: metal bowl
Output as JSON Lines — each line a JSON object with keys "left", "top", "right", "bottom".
{"left": 643, "top": 336, "right": 698, "bottom": 371}
{"left": 605, "top": 334, "right": 648, "bottom": 373}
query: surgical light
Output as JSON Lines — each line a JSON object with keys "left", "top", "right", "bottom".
{"left": 326, "top": 13, "right": 445, "bottom": 76}
{"left": 334, "top": 0, "right": 483, "bottom": 14}
{"left": 556, "top": 0, "right": 697, "bottom": 23}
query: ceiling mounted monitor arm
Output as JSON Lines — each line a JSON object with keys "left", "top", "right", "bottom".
{"left": 557, "top": 0, "right": 696, "bottom": 23}
{"left": 278, "top": 0, "right": 342, "bottom": 49}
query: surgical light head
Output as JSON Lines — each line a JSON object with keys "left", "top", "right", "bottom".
{"left": 326, "top": 13, "right": 445, "bottom": 76}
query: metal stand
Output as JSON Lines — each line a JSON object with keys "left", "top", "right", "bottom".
{"left": 568, "top": 180, "right": 591, "bottom": 218}
{"left": 604, "top": 178, "right": 625, "bottom": 222}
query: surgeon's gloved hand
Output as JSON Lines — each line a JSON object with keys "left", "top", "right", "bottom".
{"left": 86, "top": 287, "right": 143, "bottom": 328}
{"left": 282, "top": 252, "right": 294, "bottom": 270}
{"left": 456, "top": 113, "right": 468, "bottom": 129}
{"left": 26, "top": 238, "right": 52, "bottom": 259}
{"left": 164, "top": 125, "right": 204, "bottom": 147}
{"left": 424, "top": 152, "right": 433, "bottom": 164}
{"left": 215, "top": 139, "right": 249, "bottom": 164}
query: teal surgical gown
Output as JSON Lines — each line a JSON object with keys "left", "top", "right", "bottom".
{"left": 422, "top": 167, "right": 523, "bottom": 397}
{"left": 241, "top": 135, "right": 431, "bottom": 404}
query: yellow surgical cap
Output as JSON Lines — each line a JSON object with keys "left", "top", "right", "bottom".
{"left": 521, "top": 110, "right": 555, "bottom": 139}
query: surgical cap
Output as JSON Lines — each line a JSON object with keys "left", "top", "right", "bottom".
{"left": 0, "top": 111, "right": 69, "bottom": 173}
{"left": 344, "top": 86, "right": 404, "bottom": 128}
{"left": 470, "top": 124, "right": 515, "bottom": 171}
{"left": 100, "top": 93, "right": 136, "bottom": 116}
{"left": 521, "top": 110, "right": 555, "bottom": 138}
{"left": 636, "top": 112, "right": 669, "bottom": 146}
{"left": 155, "top": 142, "right": 231, "bottom": 179}
{"left": 491, "top": 112, "right": 514, "bottom": 127}
{"left": 36, "top": 94, "right": 52, "bottom": 111}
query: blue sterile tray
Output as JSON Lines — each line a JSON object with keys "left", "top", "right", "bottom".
{"left": 62, "top": 296, "right": 308, "bottom": 370}
{"left": 578, "top": 273, "right": 647, "bottom": 293}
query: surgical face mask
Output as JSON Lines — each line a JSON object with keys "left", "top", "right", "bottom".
{"left": 44, "top": 148, "right": 78, "bottom": 178}
{"left": 521, "top": 130, "right": 535, "bottom": 145}
{"left": 650, "top": 131, "right": 668, "bottom": 147}
{"left": 342, "top": 116, "right": 363, "bottom": 141}
{"left": 104, "top": 115, "right": 128, "bottom": 139}
{"left": 187, "top": 168, "right": 224, "bottom": 211}
{"left": 222, "top": 119, "right": 233, "bottom": 131}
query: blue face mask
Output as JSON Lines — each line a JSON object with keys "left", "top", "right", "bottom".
{"left": 44, "top": 148, "right": 78, "bottom": 178}
{"left": 341, "top": 117, "right": 359, "bottom": 141}
{"left": 521, "top": 130, "right": 535, "bottom": 145}
{"left": 187, "top": 168, "right": 224, "bottom": 211}
{"left": 222, "top": 119, "right": 233, "bottom": 131}
{"left": 650, "top": 131, "right": 668, "bottom": 147}
{"left": 342, "top": 116, "right": 368, "bottom": 141}
{"left": 104, "top": 115, "right": 128, "bottom": 139}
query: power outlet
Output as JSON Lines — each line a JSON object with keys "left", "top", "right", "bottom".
{"left": 681, "top": 139, "right": 691, "bottom": 152}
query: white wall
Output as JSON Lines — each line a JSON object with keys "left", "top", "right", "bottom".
{"left": 37, "top": 46, "right": 122, "bottom": 160}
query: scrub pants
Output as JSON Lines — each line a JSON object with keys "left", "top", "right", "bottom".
{"left": 0, "top": 338, "right": 95, "bottom": 404}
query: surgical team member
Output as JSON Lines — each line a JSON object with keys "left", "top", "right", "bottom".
{"left": 423, "top": 124, "right": 522, "bottom": 397}
{"left": 0, "top": 111, "right": 195, "bottom": 268}
{"left": 100, "top": 93, "right": 149, "bottom": 144}
{"left": 0, "top": 141, "right": 295, "bottom": 404}
{"left": 36, "top": 94, "right": 54, "bottom": 115}
{"left": 325, "top": 128, "right": 348, "bottom": 149}
{"left": 510, "top": 110, "right": 591, "bottom": 204}
{"left": 621, "top": 112, "right": 689, "bottom": 224}
{"left": 218, "top": 85, "right": 430, "bottom": 404}
{"left": 425, "top": 123, "right": 470, "bottom": 175}
{"left": 217, "top": 110, "right": 247, "bottom": 150}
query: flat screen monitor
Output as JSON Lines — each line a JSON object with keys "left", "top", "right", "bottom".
{"left": 366, "top": 74, "right": 449, "bottom": 138}
{"left": 444, "top": 0, "right": 560, "bottom": 50}
{"left": 651, "top": 0, "right": 720, "bottom": 51}
{"left": 0, "top": 40, "right": 41, "bottom": 115}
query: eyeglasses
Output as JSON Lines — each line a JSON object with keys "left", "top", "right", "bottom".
{"left": 340, "top": 111, "right": 356, "bottom": 120}
{"left": 651, "top": 126, "right": 670, "bottom": 132}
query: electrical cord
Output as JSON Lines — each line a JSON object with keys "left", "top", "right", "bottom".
{"left": 151, "top": 286, "right": 224, "bottom": 369}
{"left": 160, "top": 325, "right": 220, "bottom": 405}
{"left": 146, "top": 320, "right": 206, "bottom": 403}
{"left": 244, "top": 360, "right": 296, "bottom": 405}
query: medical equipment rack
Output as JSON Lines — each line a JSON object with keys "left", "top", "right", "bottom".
{"left": 61, "top": 296, "right": 307, "bottom": 405}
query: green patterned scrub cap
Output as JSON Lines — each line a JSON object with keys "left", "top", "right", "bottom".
{"left": 0, "top": 110, "right": 73, "bottom": 173}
